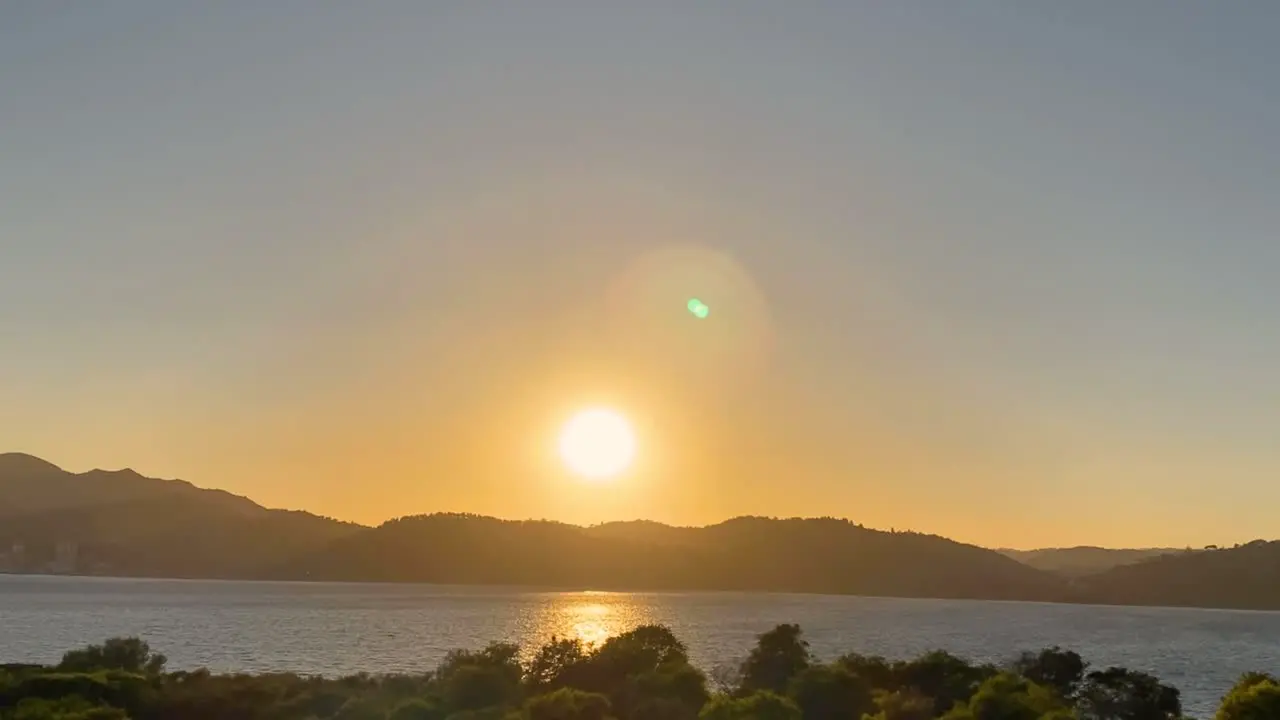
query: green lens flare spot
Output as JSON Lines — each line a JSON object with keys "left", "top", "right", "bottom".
{"left": 687, "top": 298, "right": 710, "bottom": 319}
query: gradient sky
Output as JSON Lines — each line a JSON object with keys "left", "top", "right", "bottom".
{"left": 4, "top": 2, "right": 1278, "bottom": 549}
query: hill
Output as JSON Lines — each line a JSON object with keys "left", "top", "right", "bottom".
{"left": 1078, "top": 540, "right": 1280, "bottom": 610}
{"left": 278, "top": 513, "right": 1070, "bottom": 601}
{"left": 0, "top": 453, "right": 260, "bottom": 517}
{"left": 7, "top": 452, "right": 1280, "bottom": 610}
{"left": 999, "top": 546, "right": 1187, "bottom": 577}
{"left": 0, "top": 453, "right": 361, "bottom": 576}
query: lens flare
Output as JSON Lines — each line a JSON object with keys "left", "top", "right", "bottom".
{"left": 605, "top": 243, "right": 775, "bottom": 397}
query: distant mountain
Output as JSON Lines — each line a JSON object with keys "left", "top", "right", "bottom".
{"left": 583, "top": 519, "right": 701, "bottom": 546}
{"left": 999, "top": 546, "right": 1188, "bottom": 577}
{"left": 1078, "top": 540, "right": 1280, "bottom": 610}
{"left": 0, "top": 452, "right": 260, "bottom": 517}
{"left": 277, "top": 513, "right": 1070, "bottom": 602}
{"left": 6, "top": 452, "right": 1279, "bottom": 610}
{"left": 0, "top": 453, "right": 361, "bottom": 577}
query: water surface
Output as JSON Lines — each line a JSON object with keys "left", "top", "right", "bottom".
{"left": 2, "top": 575, "right": 1276, "bottom": 717}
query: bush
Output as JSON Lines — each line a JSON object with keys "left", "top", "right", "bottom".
{"left": 8, "top": 697, "right": 129, "bottom": 720}
{"left": 892, "top": 651, "right": 993, "bottom": 715}
{"left": 787, "top": 664, "right": 873, "bottom": 720}
{"left": 739, "top": 625, "right": 811, "bottom": 695}
{"left": 1010, "top": 647, "right": 1087, "bottom": 700}
{"left": 58, "top": 639, "right": 166, "bottom": 675}
{"left": 1077, "top": 667, "right": 1181, "bottom": 720}
{"left": 523, "top": 688, "right": 613, "bottom": 720}
{"left": 1215, "top": 674, "right": 1280, "bottom": 720}
{"left": 0, "top": 628, "right": 1270, "bottom": 720}
{"left": 864, "top": 688, "right": 935, "bottom": 720}
{"left": 699, "top": 691, "right": 801, "bottom": 720}
{"left": 390, "top": 698, "right": 446, "bottom": 720}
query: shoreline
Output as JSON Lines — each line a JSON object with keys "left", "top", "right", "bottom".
{"left": 4, "top": 571, "right": 1279, "bottom": 614}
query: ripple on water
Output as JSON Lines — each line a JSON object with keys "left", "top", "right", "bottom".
{"left": 1, "top": 576, "right": 1278, "bottom": 717}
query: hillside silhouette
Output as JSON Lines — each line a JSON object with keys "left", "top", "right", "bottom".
{"left": 2, "top": 452, "right": 1278, "bottom": 609}
{"left": 277, "top": 513, "right": 1068, "bottom": 601}
{"left": 0, "top": 453, "right": 359, "bottom": 576}
{"left": 998, "top": 546, "right": 1189, "bottom": 577}
{"left": 0, "top": 453, "right": 258, "bottom": 516}
{"left": 1078, "top": 540, "right": 1280, "bottom": 610}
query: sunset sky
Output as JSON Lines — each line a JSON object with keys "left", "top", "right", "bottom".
{"left": 4, "top": 3, "right": 1278, "bottom": 549}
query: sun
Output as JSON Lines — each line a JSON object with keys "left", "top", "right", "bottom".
{"left": 558, "top": 408, "right": 637, "bottom": 480}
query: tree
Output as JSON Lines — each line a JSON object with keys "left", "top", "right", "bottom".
{"left": 615, "top": 661, "right": 709, "bottom": 720}
{"left": 739, "top": 625, "right": 811, "bottom": 695}
{"left": 892, "top": 651, "right": 992, "bottom": 715}
{"left": 863, "top": 689, "right": 935, "bottom": 720}
{"left": 524, "top": 688, "right": 613, "bottom": 720}
{"left": 699, "top": 691, "right": 802, "bottom": 720}
{"left": 527, "top": 638, "right": 589, "bottom": 692}
{"left": 1077, "top": 667, "right": 1181, "bottom": 720}
{"left": 436, "top": 643, "right": 524, "bottom": 685}
{"left": 561, "top": 625, "right": 704, "bottom": 718}
{"left": 836, "top": 654, "right": 895, "bottom": 690}
{"left": 436, "top": 643, "right": 523, "bottom": 714}
{"left": 1216, "top": 674, "right": 1280, "bottom": 720}
{"left": 948, "top": 673, "right": 1068, "bottom": 720}
{"left": 57, "top": 637, "right": 166, "bottom": 675}
{"left": 1010, "top": 647, "right": 1086, "bottom": 699}
{"left": 787, "top": 664, "right": 874, "bottom": 720}
{"left": 591, "top": 626, "right": 689, "bottom": 678}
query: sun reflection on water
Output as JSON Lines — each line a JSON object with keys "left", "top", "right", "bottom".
{"left": 520, "top": 593, "right": 655, "bottom": 656}
{"left": 569, "top": 603, "right": 616, "bottom": 648}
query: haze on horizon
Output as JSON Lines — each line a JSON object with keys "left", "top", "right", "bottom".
{"left": 3, "top": 3, "right": 1278, "bottom": 550}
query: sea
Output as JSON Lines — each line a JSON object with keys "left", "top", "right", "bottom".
{"left": 1, "top": 575, "right": 1277, "bottom": 718}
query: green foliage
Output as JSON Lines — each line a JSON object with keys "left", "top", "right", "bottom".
{"left": 1077, "top": 667, "right": 1181, "bottom": 720}
{"left": 739, "top": 624, "right": 812, "bottom": 695}
{"left": 443, "top": 709, "right": 512, "bottom": 720}
{"left": 5, "top": 696, "right": 128, "bottom": 720}
{"left": 836, "top": 654, "right": 895, "bottom": 690}
{"left": 0, "top": 630, "right": 1267, "bottom": 720}
{"left": 523, "top": 688, "right": 613, "bottom": 720}
{"left": 58, "top": 639, "right": 166, "bottom": 676}
{"left": 942, "top": 672, "right": 1070, "bottom": 720}
{"left": 1011, "top": 648, "right": 1087, "bottom": 700}
{"left": 863, "top": 689, "right": 935, "bottom": 720}
{"left": 699, "top": 691, "right": 802, "bottom": 720}
{"left": 526, "top": 638, "right": 589, "bottom": 693}
{"left": 891, "top": 650, "right": 995, "bottom": 715}
{"left": 390, "top": 698, "right": 446, "bottom": 720}
{"left": 438, "top": 643, "right": 524, "bottom": 686}
{"left": 438, "top": 643, "right": 524, "bottom": 713}
{"left": 1215, "top": 674, "right": 1280, "bottom": 720}
{"left": 613, "top": 661, "right": 708, "bottom": 720}
{"left": 787, "top": 663, "right": 874, "bottom": 720}
{"left": 2, "top": 671, "right": 154, "bottom": 717}
{"left": 443, "top": 665, "right": 519, "bottom": 714}
{"left": 528, "top": 626, "right": 706, "bottom": 720}
{"left": 590, "top": 626, "right": 689, "bottom": 681}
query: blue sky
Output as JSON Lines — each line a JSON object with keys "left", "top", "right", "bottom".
{"left": 2, "top": 2, "right": 1278, "bottom": 546}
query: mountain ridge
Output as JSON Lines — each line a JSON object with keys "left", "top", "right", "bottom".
{"left": 1, "top": 453, "right": 1276, "bottom": 610}
{"left": 997, "top": 546, "right": 1193, "bottom": 577}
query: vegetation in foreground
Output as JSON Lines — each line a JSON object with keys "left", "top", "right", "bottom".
{"left": 3, "top": 626, "right": 1277, "bottom": 720}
